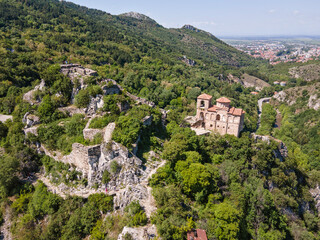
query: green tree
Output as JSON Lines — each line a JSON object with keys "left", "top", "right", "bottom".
{"left": 209, "top": 202, "right": 240, "bottom": 240}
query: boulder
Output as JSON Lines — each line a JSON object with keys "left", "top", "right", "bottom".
{"left": 22, "top": 112, "right": 40, "bottom": 128}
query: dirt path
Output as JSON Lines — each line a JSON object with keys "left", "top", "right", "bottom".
{"left": 0, "top": 206, "right": 12, "bottom": 240}
{"left": 140, "top": 160, "right": 166, "bottom": 218}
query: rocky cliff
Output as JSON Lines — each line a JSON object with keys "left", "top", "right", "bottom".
{"left": 273, "top": 83, "right": 320, "bottom": 110}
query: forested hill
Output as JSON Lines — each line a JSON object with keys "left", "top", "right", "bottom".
{"left": 0, "top": 0, "right": 265, "bottom": 125}
{"left": 0, "top": 0, "right": 259, "bottom": 70}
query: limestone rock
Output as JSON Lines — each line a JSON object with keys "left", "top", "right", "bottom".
{"left": 24, "top": 126, "right": 39, "bottom": 136}
{"left": 22, "top": 112, "right": 40, "bottom": 128}
{"left": 113, "top": 185, "right": 148, "bottom": 210}
{"left": 310, "top": 186, "right": 320, "bottom": 216}
{"left": 86, "top": 95, "right": 104, "bottom": 116}
{"left": 142, "top": 115, "right": 153, "bottom": 126}
{"left": 117, "top": 225, "right": 158, "bottom": 240}
{"left": 179, "top": 55, "right": 196, "bottom": 66}
{"left": 23, "top": 79, "right": 45, "bottom": 104}
{"left": 0, "top": 114, "right": 13, "bottom": 123}
{"left": 308, "top": 94, "right": 320, "bottom": 110}
{"left": 273, "top": 91, "right": 287, "bottom": 103}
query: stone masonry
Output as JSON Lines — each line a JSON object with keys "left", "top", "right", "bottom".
{"left": 187, "top": 94, "right": 245, "bottom": 137}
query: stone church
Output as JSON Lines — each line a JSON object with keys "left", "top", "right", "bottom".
{"left": 187, "top": 93, "right": 245, "bottom": 137}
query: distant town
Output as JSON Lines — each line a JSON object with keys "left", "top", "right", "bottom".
{"left": 223, "top": 37, "right": 320, "bottom": 65}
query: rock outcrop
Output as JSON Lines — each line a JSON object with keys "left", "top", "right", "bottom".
{"left": 272, "top": 83, "right": 320, "bottom": 110}
{"left": 86, "top": 95, "right": 104, "bottom": 116}
{"left": 117, "top": 225, "right": 158, "bottom": 240}
{"left": 289, "top": 64, "right": 320, "bottom": 82}
{"left": 22, "top": 112, "right": 40, "bottom": 128}
{"left": 308, "top": 94, "right": 320, "bottom": 110}
{"left": 179, "top": 55, "right": 196, "bottom": 66}
{"left": 310, "top": 186, "right": 320, "bottom": 216}
{"left": 0, "top": 114, "right": 13, "bottom": 123}
{"left": 23, "top": 79, "right": 45, "bottom": 104}
{"left": 251, "top": 133, "right": 288, "bottom": 160}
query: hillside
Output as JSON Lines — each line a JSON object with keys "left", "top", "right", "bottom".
{"left": 1, "top": 0, "right": 320, "bottom": 240}
{"left": 289, "top": 64, "right": 320, "bottom": 82}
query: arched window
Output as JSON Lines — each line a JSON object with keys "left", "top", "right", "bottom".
{"left": 216, "top": 114, "right": 220, "bottom": 121}
{"left": 200, "top": 100, "right": 205, "bottom": 107}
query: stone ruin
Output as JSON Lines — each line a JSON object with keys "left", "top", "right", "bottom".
{"left": 60, "top": 64, "right": 97, "bottom": 80}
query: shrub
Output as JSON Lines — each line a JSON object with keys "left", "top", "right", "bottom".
{"left": 102, "top": 170, "right": 111, "bottom": 184}
{"left": 110, "top": 161, "right": 121, "bottom": 174}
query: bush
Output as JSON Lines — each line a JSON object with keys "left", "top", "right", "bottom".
{"left": 89, "top": 114, "right": 118, "bottom": 129}
{"left": 75, "top": 89, "right": 90, "bottom": 108}
{"left": 102, "top": 170, "right": 111, "bottom": 184}
{"left": 124, "top": 200, "right": 147, "bottom": 227}
{"left": 110, "top": 161, "right": 121, "bottom": 174}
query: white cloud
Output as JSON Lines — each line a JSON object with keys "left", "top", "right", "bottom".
{"left": 268, "top": 9, "right": 276, "bottom": 14}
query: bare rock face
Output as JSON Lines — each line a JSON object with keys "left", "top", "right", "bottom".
{"left": 85, "top": 95, "right": 104, "bottom": 116}
{"left": 101, "top": 80, "right": 122, "bottom": 95}
{"left": 117, "top": 225, "right": 158, "bottom": 240}
{"left": 308, "top": 94, "right": 320, "bottom": 110}
{"left": 0, "top": 114, "right": 13, "bottom": 123}
{"left": 273, "top": 91, "right": 287, "bottom": 102}
{"left": 23, "top": 79, "right": 45, "bottom": 104}
{"left": 310, "top": 186, "right": 320, "bottom": 215}
{"left": 22, "top": 112, "right": 40, "bottom": 128}
{"left": 113, "top": 185, "right": 148, "bottom": 210}
{"left": 179, "top": 55, "right": 196, "bottom": 66}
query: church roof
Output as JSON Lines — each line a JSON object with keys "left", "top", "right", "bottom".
{"left": 233, "top": 108, "right": 245, "bottom": 116}
{"left": 197, "top": 93, "right": 212, "bottom": 100}
{"left": 216, "top": 97, "right": 231, "bottom": 103}
{"left": 208, "top": 105, "right": 245, "bottom": 116}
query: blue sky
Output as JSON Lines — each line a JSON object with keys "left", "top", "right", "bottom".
{"left": 69, "top": 0, "right": 320, "bottom": 37}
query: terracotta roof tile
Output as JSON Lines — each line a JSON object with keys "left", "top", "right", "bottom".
{"left": 208, "top": 106, "right": 217, "bottom": 112}
{"left": 233, "top": 108, "right": 244, "bottom": 116}
{"left": 228, "top": 107, "right": 235, "bottom": 114}
{"left": 196, "top": 229, "right": 208, "bottom": 240}
{"left": 198, "top": 93, "right": 212, "bottom": 100}
{"left": 216, "top": 97, "right": 231, "bottom": 103}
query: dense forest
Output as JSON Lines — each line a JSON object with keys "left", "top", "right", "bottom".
{"left": 0, "top": 0, "right": 320, "bottom": 239}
